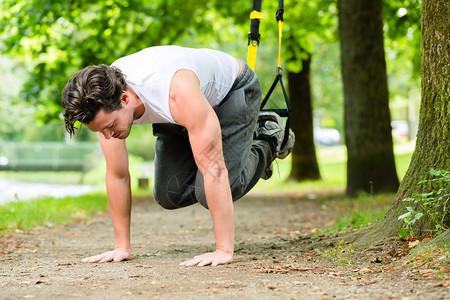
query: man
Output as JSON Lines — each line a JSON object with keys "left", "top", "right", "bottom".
{"left": 62, "top": 45, "right": 294, "bottom": 267}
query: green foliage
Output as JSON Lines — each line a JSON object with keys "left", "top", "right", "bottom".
{"left": 383, "top": 0, "right": 421, "bottom": 134}
{"left": 0, "top": 0, "right": 422, "bottom": 152}
{"left": 398, "top": 169, "right": 450, "bottom": 238}
{"left": 311, "top": 41, "right": 343, "bottom": 132}
{"left": 383, "top": 0, "right": 421, "bottom": 78}
{"left": 0, "top": 0, "right": 210, "bottom": 121}
{"left": 281, "top": 0, "right": 338, "bottom": 73}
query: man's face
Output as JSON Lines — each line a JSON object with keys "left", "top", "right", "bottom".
{"left": 85, "top": 105, "right": 134, "bottom": 140}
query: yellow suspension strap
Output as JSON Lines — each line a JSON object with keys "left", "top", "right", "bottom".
{"left": 276, "top": 3, "right": 284, "bottom": 69}
{"left": 247, "top": 0, "right": 263, "bottom": 70}
{"left": 260, "top": 0, "right": 292, "bottom": 149}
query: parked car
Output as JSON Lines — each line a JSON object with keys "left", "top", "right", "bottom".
{"left": 314, "top": 127, "right": 341, "bottom": 146}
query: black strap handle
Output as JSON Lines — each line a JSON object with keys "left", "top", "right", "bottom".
{"left": 248, "top": 0, "right": 263, "bottom": 46}
{"left": 276, "top": 0, "right": 284, "bottom": 22}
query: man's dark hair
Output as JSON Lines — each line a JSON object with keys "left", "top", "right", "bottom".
{"left": 62, "top": 64, "right": 127, "bottom": 137}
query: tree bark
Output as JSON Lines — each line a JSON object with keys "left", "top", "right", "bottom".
{"left": 376, "top": 0, "right": 449, "bottom": 235}
{"left": 352, "top": 0, "right": 449, "bottom": 246}
{"left": 288, "top": 54, "right": 321, "bottom": 181}
{"left": 339, "top": 0, "right": 399, "bottom": 196}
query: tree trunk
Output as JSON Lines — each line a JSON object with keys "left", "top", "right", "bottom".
{"left": 376, "top": 0, "right": 449, "bottom": 235}
{"left": 352, "top": 0, "right": 449, "bottom": 246}
{"left": 338, "top": 0, "right": 399, "bottom": 196}
{"left": 288, "top": 54, "right": 321, "bottom": 181}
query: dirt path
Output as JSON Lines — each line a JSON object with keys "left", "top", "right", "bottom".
{"left": 0, "top": 192, "right": 448, "bottom": 299}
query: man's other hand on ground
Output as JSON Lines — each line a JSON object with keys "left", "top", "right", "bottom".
{"left": 82, "top": 247, "right": 131, "bottom": 263}
{"left": 179, "top": 249, "right": 233, "bottom": 267}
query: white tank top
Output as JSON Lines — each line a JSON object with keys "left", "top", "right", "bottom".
{"left": 111, "top": 46, "right": 240, "bottom": 124}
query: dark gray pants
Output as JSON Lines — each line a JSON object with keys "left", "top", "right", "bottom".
{"left": 152, "top": 62, "right": 272, "bottom": 209}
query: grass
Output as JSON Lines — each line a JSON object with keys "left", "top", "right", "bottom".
{"left": 252, "top": 142, "right": 414, "bottom": 194}
{"left": 0, "top": 143, "right": 415, "bottom": 235}
{"left": 0, "top": 193, "right": 108, "bottom": 234}
{"left": 319, "top": 240, "right": 355, "bottom": 265}
{"left": 319, "top": 193, "right": 395, "bottom": 235}
{"left": 0, "top": 171, "right": 86, "bottom": 184}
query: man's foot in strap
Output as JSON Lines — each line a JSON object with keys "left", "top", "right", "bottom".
{"left": 255, "top": 112, "right": 295, "bottom": 179}
{"left": 277, "top": 128, "right": 295, "bottom": 159}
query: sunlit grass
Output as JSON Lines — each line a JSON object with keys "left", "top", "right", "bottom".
{"left": 252, "top": 142, "right": 414, "bottom": 194}
{"left": 319, "top": 240, "right": 355, "bottom": 265}
{"left": 319, "top": 192, "right": 395, "bottom": 234}
{"left": 0, "top": 171, "right": 86, "bottom": 184}
{"left": 0, "top": 193, "right": 108, "bottom": 235}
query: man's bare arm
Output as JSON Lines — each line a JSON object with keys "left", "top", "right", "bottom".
{"left": 82, "top": 134, "right": 132, "bottom": 263}
{"left": 169, "top": 70, "right": 235, "bottom": 267}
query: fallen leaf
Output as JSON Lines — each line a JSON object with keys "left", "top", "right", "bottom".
{"left": 308, "top": 292, "right": 328, "bottom": 296}
{"left": 255, "top": 265, "right": 316, "bottom": 274}
{"left": 394, "top": 250, "right": 408, "bottom": 257}
{"left": 440, "top": 281, "right": 450, "bottom": 287}
{"left": 401, "top": 243, "right": 409, "bottom": 249}
{"left": 408, "top": 240, "right": 420, "bottom": 248}
{"left": 385, "top": 265, "right": 394, "bottom": 271}
{"left": 56, "top": 262, "right": 77, "bottom": 266}
{"left": 439, "top": 266, "right": 449, "bottom": 273}
{"left": 359, "top": 267, "right": 374, "bottom": 273}
{"left": 419, "top": 269, "right": 435, "bottom": 278}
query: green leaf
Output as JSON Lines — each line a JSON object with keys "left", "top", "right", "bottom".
{"left": 430, "top": 168, "right": 439, "bottom": 176}
{"left": 398, "top": 211, "right": 411, "bottom": 220}
{"left": 398, "top": 228, "right": 411, "bottom": 238}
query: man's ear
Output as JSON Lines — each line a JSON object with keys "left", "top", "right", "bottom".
{"left": 120, "top": 91, "right": 129, "bottom": 105}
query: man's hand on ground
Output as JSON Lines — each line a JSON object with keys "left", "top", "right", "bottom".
{"left": 179, "top": 249, "right": 233, "bottom": 267}
{"left": 82, "top": 248, "right": 131, "bottom": 263}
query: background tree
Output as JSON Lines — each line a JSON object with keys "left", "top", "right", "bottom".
{"left": 273, "top": 1, "right": 338, "bottom": 181}
{"left": 355, "top": 0, "right": 449, "bottom": 246}
{"left": 338, "top": 0, "right": 399, "bottom": 196}
{"left": 217, "top": 0, "right": 338, "bottom": 181}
